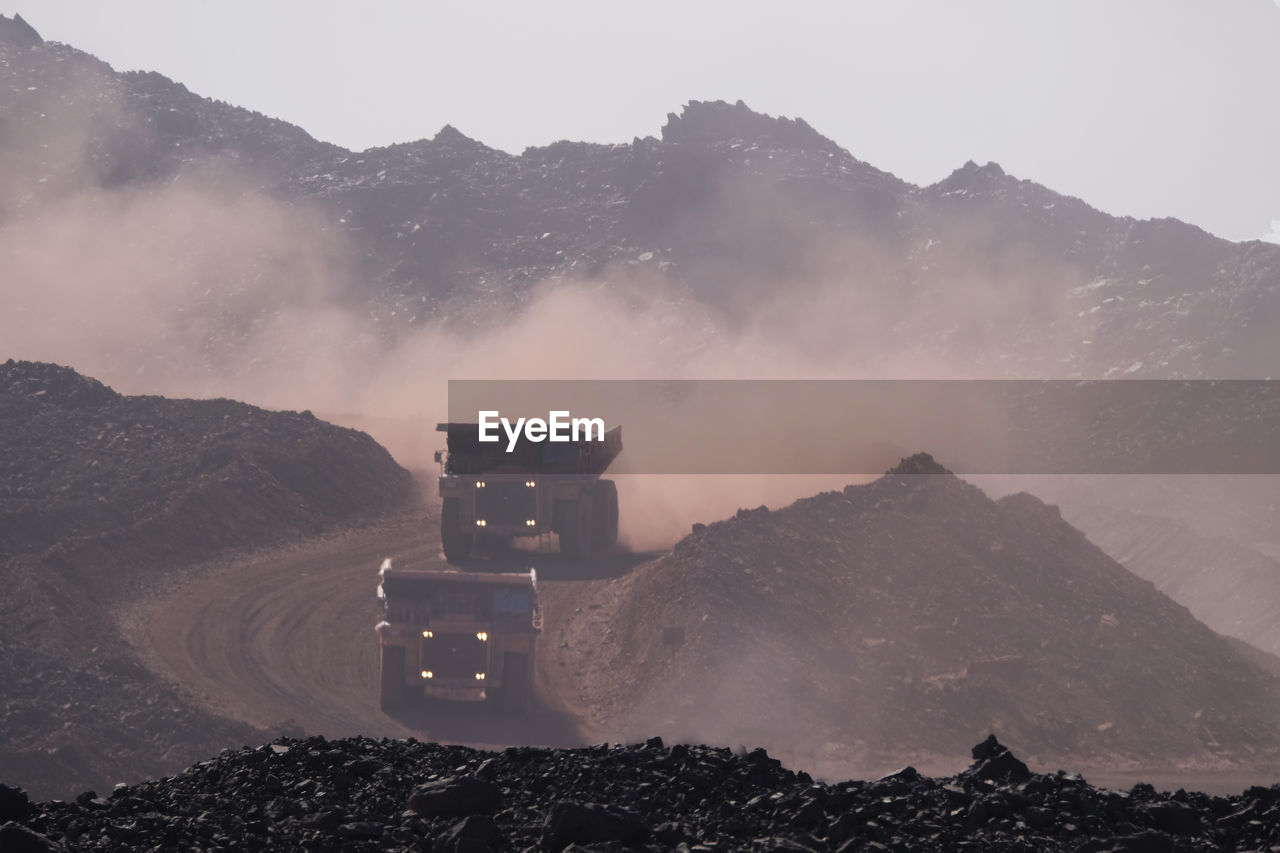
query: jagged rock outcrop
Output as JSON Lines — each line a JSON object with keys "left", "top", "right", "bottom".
{"left": 661, "top": 98, "right": 841, "bottom": 153}
{"left": 0, "top": 13, "right": 42, "bottom": 46}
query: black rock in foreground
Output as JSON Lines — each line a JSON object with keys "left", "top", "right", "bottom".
{"left": 4, "top": 736, "right": 1279, "bottom": 852}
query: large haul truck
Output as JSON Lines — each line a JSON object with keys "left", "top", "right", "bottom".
{"left": 376, "top": 559, "right": 541, "bottom": 713}
{"left": 435, "top": 421, "right": 622, "bottom": 563}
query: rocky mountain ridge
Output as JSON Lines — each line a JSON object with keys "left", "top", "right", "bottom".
{"left": 4, "top": 14, "right": 1279, "bottom": 379}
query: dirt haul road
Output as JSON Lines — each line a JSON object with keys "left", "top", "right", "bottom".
{"left": 126, "top": 507, "right": 643, "bottom": 752}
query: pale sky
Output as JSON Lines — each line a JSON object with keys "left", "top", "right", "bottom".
{"left": 9, "top": 1, "right": 1280, "bottom": 243}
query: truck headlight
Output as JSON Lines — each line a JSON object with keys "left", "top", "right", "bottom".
{"left": 421, "top": 670, "right": 433, "bottom": 679}
{"left": 422, "top": 630, "right": 433, "bottom": 638}
{"left": 476, "top": 632, "right": 488, "bottom": 642}
{"left": 525, "top": 519, "right": 536, "bottom": 526}
{"left": 525, "top": 480, "right": 536, "bottom": 488}
{"left": 476, "top": 481, "right": 485, "bottom": 488}
{"left": 475, "top": 673, "right": 485, "bottom": 681}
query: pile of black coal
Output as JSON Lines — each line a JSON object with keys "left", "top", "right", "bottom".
{"left": 4, "top": 735, "right": 1278, "bottom": 851}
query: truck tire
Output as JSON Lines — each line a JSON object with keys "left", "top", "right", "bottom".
{"left": 556, "top": 499, "right": 591, "bottom": 559}
{"left": 380, "top": 645, "right": 406, "bottom": 711}
{"left": 591, "top": 479, "right": 619, "bottom": 553}
{"left": 441, "top": 498, "right": 472, "bottom": 564}
{"left": 501, "top": 652, "right": 530, "bottom": 713}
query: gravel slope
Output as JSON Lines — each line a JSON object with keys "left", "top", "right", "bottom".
{"left": 554, "top": 456, "right": 1280, "bottom": 772}
{"left": 1058, "top": 499, "right": 1280, "bottom": 658}
{"left": 0, "top": 361, "right": 417, "bottom": 800}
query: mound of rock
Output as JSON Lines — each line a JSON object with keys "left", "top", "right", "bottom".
{"left": 0, "top": 360, "right": 414, "bottom": 576}
{"left": 0, "top": 360, "right": 414, "bottom": 800}
{"left": 1056, "top": 495, "right": 1280, "bottom": 659}
{"left": 5, "top": 734, "right": 1280, "bottom": 851}
{"left": 560, "top": 454, "right": 1280, "bottom": 771}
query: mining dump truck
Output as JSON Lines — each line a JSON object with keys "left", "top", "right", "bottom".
{"left": 376, "top": 559, "right": 541, "bottom": 712}
{"left": 435, "top": 421, "right": 622, "bottom": 563}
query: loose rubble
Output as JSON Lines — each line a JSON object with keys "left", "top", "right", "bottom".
{"left": 4, "top": 735, "right": 1279, "bottom": 851}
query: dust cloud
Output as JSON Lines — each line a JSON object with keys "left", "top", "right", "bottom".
{"left": 1, "top": 93, "right": 1105, "bottom": 551}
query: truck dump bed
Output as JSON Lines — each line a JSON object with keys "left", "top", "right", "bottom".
{"left": 378, "top": 564, "right": 542, "bottom": 633}
{"left": 436, "top": 422, "right": 622, "bottom": 476}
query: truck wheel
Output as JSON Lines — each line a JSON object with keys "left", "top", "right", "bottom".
{"left": 380, "top": 645, "right": 406, "bottom": 711}
{"left": 441, "top": 498, "right": 473, "bottom": 564}
{"left": 556, "top": 499, "right": 591, "bottom": 559}
{"left": 501, "top": 652, "right": 530, "bottom": 713}
{"left": 591, "top": 480, "right": 619, "bottom": 553}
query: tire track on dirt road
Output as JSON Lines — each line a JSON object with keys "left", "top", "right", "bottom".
{"left": 128, "top": 514, "right": 435, "bottom": 739}
{"left": 126, "top": 508, "right": 655, "bottom": 750}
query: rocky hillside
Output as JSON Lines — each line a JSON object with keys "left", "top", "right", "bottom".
{"left": 1054, "top": 497, "right": 1280, "bottom": 659}
{"left": 0, "top": 360, "right": 415, "bottom": 800}
{"left": 0, "top": 360, "right": 414, "bottom": 580}
{"left": 558, "top": 455, "right": 1280, "bottom": 770}
{"left": 5, "top": 734, "right": 1280, "bottom": 852}
{"left": 4, "top": 14, "right": 1279, "bottom": 379}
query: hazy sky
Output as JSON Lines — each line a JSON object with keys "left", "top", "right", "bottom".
{"left": 10, "top": 1, "right": 1280, "bottom": 243}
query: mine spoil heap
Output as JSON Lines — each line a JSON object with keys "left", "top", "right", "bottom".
{"left": 3, "top": 734, "right": 1280, "bottom": 851}
{"left": 0, "top": 360, "right": 415, "bottom": 801}
{"left": 1059, "top": 495, "right": 1280, "bottom": 659}
{"left": 0, "top": 359, "right": 414, "bottom": 573}
{"left": 566, "top": 454, "right": 1280, "bottom": 768}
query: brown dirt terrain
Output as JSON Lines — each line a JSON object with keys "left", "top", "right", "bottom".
{"left": 120, "top": 465, "right": 1280, "bottom": 798}
{"left": 126, "top": 503, "right": 653, "bottom": 753}
{"left": 8, "top": 363, "right": 1280, "bottom": 802}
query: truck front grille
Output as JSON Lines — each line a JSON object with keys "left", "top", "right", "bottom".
{"left": 477, "top": 481, "right": 536, "bottom": 526}
{"left": 422, "top": 632, "right": 487, "bottom": 678}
